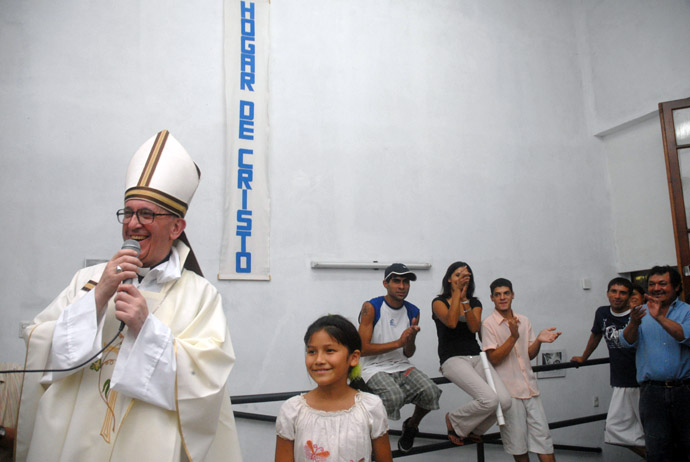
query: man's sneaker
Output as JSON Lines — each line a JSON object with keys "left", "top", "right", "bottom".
{"left": 398, "top": 418, "right": 418, "bottom": 452}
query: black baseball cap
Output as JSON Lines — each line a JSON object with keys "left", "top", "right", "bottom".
{"left": 384, "top": 263, "right": 417, "bottom": 281}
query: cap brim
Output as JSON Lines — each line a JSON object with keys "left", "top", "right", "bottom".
{"left": 385, "top": 271, "right": 417, "bottom": 281}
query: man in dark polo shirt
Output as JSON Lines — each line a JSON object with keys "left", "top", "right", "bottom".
{"left": 571, "top": 277, "right": 644, "bottom": 458}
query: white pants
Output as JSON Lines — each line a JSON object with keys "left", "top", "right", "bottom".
{"left": 500, "top": 396, "right": 554, "bottom": 456}
{"left": 605, "top": 387, "right": 645, "bottom": 447}
{"left": 441, "top": 355, "right": 512, "bottom": 437}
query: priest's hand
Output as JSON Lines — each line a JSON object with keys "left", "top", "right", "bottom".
{"left": 115, "top": 284, "right": 149, "bottom": 336}
{"left": 95, "top": 249, "right": 142, "bottom": 315}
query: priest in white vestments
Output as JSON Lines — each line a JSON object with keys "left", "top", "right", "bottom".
{"left": 16, "top": 130, "right": 243, "bottom": 462}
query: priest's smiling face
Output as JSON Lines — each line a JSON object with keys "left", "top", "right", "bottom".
{"left": 121, "top": 199, "right": 186, "bottom": 267}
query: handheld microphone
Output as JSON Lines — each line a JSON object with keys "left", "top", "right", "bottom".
{"left": 118, "top": 239, "right": 141, "bottom": 331}
{"left": 121, "top": 239, "right": 141, "bottom": 283}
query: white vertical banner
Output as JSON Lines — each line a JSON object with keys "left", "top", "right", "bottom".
{"left": 220, "top": 0, "right": 271, "bottom": 280}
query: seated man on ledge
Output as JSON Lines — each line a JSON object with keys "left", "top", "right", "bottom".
{"left": 358, "top": 263, "right": 441, "bottom": 453}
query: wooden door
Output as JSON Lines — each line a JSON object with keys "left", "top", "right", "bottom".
{"left": 659, "top": 97, "right": 690, "bottom": 299}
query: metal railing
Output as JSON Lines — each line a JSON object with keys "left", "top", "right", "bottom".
{"left": 231, "top": 358, "right": 611, "bottom": 460}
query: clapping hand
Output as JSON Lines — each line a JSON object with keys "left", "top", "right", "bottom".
{"left": 645, "top": 294, "right": 663, "bottom": 319}
{"left": 537, "top": 327, "right": 561, "bottom": 343}
{"left": 400, "top": 317, "right": 420, "bottom": 347}
{"left": 507, "top": 317, "right": 520, "bottom": 339}
{"left": 451, "top": 267, "right": 472, "bottom": 299}
{"left": 630, "top": 304, "right": 647, "bottom": 324}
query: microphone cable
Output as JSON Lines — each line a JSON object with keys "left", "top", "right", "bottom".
{"left": 0, "top": 323, "right": 125, "bottom": 375}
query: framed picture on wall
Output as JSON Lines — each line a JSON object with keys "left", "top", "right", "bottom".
{"left": 537, "top": 349, "right": 566, "bottom": 379}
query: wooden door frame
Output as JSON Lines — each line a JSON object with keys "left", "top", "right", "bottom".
{"left": 659, "top": 97, "right": 690, "bottom": 300}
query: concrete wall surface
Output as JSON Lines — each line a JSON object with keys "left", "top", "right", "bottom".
{"left": 2, "top": 1, "right": 689, "bottom": 460}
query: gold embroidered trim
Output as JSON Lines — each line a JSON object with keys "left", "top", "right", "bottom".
{"left": 138, "top": 130, "right": 169, "bottom": 187}
{"left": 173, "top": 339, "right": 193, "bottom": 461}
{"left": 81, "top": 280, "right": 98, "bottom": 292}
{"left": 109, "top": 399, "right": 136, "bottom": 462}
{"left": 97, "top": 334, "right": 122, "bottom": 443}
{"left": 14, "top": 323, "right": 39, "bottom": 456}
{"left": 124, "top": 187, "right": 187, "bottom": 217}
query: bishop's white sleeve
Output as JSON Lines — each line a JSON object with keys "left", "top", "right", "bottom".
{"left": 110, "top": 313, "right": 176, "bottom": 410}
{"left": 41, "top": 290, "right": 105, "bottom": 384}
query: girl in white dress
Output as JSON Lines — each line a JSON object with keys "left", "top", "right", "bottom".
{"left": 275, "top": 315, "right": 393, "bottom": 462}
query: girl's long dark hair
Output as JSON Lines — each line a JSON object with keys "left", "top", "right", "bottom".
{"left": 438, "top": 261, "right": 476, "bottom": 300}
{"left": 304, "top": 314, "right": 370, "bottom": 391}
{"left": 304, "top": 314, "right": 361, "bottom": 354}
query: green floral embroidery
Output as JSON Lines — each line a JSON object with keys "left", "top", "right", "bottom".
{"left": 103, "top": 379, "right": 111, "bottom": 398}
{"left": 90, "top": 359, "right": 102, "bottom": 371}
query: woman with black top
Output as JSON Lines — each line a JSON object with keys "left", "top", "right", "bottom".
{"left": 432, "top": 261, "right": 512, "bottom": 445}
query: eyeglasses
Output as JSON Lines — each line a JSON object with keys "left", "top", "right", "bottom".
{"left": 116, "top": 208, "right": 177, "bottom": 224}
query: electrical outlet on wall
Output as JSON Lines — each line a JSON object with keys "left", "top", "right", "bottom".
{"left": 593, "top": 396, "right": 599, "bottom": 407}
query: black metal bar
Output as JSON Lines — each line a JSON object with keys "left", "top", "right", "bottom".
{"left": 533, "top": 357, "right": 610, "bottom": 372}
{"left": 230, "top": 358, "right": 611, "bottom": 459}
{"left": 233, "top": 410, "right": 277, "bottom": 423}
{"left": 553, "top": 444, "right": 602, "bottom": 453}
{"left": 231, "top": 390, "right": 308, "bottom": 404}
{"left": 549, "top": 413, "right": 607, "bottom": 429}
{"left": 387, "top": 429, "right": 447, "bottom": 440}
{"left": 476, "top": 442, "right": 484, "bottom": 462}
{"left": 233, "top": 411, "right": 608, "bottom": 454}
{"left": 481, "top": 440, "right": 602, "bottom": 454}
{"left": 390, "top": 440, "right": 463, "bottom": 458}
{"left": 229, "top": 358, "right": 611, "bottom": 404}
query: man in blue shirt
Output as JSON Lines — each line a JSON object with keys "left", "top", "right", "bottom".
{"left": 621, "top": 265, "right": 690, "bottom": 461}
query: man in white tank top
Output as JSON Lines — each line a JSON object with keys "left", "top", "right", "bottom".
{"left": 358, "top": 263, "right": 441, "bottom": 453}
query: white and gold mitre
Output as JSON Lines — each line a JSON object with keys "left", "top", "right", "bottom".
{"left": 124, "top": 129, "right": 200, "bottom": 217}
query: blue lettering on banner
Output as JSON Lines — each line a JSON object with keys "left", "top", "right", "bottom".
{"left": 238, "top": 168, "right": 253, "bottom": 189}
{"left": 237, "top": 210, "right": 252, "bottom": 231}
{"left": 238, "top": 100, "right": 254, "bottom": 140}
{"left": 238, "top": 148, "right": 253, "bottom": 168}
{"left": 240, "top": 1, "right": 255, "bottom": 91}
{"left": 234, "top": 1, "right": 258, "bottom": 274}
{"left": 235, "top": 148, "right": 254, "bottom": 273}
{"left": 241, "top": 188, "right": 248, "bottom": 210}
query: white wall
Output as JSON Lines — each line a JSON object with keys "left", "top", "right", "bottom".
{"left": 577, "top": 0, "right": 690, "bottom": 133}
{"left": 0, "top": 0, "right": 227, "bottom": 358}
{"left": 2, "top": 1, "right": 687, "bottom": 461}
{"left": 574, "top": 0, "right": 690, "bottom": 272}
{"left": 603, "top": 115, "right": 677, "bottom": 272}
{"left": 255, "top": 2, "right": 618, "bottom": 456}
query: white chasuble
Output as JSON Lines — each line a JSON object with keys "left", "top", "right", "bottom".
{"left": 16, "top": 241, "right": 242, "bottom": 462}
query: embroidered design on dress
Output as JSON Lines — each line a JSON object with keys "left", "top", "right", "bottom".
{"left": 93, "top": 334, "right": 123, "bottom": 443}
{"left": 304, "top": 440, "right": 330, "bottom": 461}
